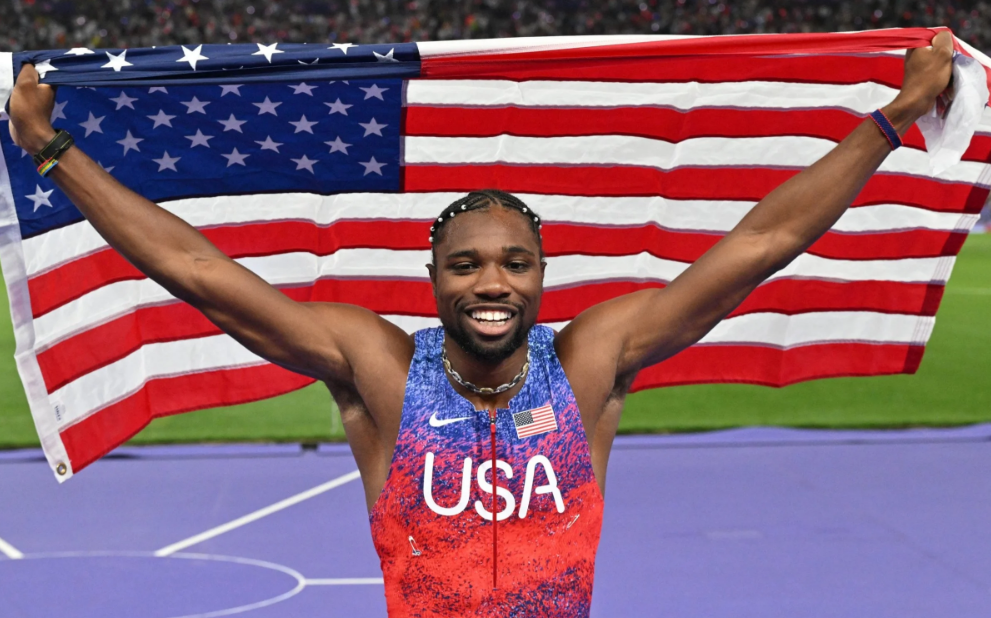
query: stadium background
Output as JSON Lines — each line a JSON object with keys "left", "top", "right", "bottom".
{"left": 0, "top": 0, "right": 989, "bottom": 448}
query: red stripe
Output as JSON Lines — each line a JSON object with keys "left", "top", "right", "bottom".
{"left": 404, "top": 106, "right": 991, "bottom": 163}
{"left": 405, "top": 165, "right": 989, "bottom": 213}
{"left": 422, "top": 51, "right": 907, "bottom": 85}
{"left": 37, "top": 279, "right": 944, "bottom": 394}
{"left": 631, "top": 341, "right": 925, "bottom": 390}
{"left": 27, "top": 220, "right": 965, "bottom": 318}
{"left": 59, "top": 363, "right": 315, "bottom": 473}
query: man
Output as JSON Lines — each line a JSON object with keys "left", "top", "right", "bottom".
{"left": 7, "top": 32, "right": 953, "bottom": 617}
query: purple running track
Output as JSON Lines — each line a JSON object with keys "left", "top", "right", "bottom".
{"left": 1, "top": 425, "right": 990, "bottom": 618}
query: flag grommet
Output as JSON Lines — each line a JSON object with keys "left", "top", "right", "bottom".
{"left": 56, "top": 462, "right": 67, "bottom": 476}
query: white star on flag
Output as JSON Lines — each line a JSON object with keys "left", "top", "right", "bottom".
{"left": 218, "top": 114, "right": 247, "bottom": 133}
{"left": 252, "top": 97, "right": 282, "bottom": 115}
{"left": 98, "top": 161, "right": 115, "bottom": 173}
{"left": 148, "top": 86, "right": 169, "bottom": 94}
{"left": 255, "top": 136, "right": 283, "bottom": 153}
{"left": 289, "top": 115, "right": 318, "bottom": 134}
{"left": 324, "top": 98, "right": 352, "bottom": 115}
{"left": 359, "top": 118, "right": 387, "bottom": 136}
{"left": 117, "top": 131, "right": 144, "bottom": 155}
{"left": 289, "top": 83, "right": 317, "bottom": 96}
{"left": 177, "top": 44, "right": 208, "bottom": 70}
{"left": 50, "top": 100, "right": 68, "bottom": 122}
{"left": 64, "top": 47, "right": 95, "bottom": 56}
{"left": 252, "top": 43, "right": 284, "bottom": 63}
{"left": 220, "top": 85, "right": 243, "bottom": 96}
{"left": 34, "top": 59, "right": 58, "bottom": 79}
{"left": 102, "top": 50, "right": 133, "bottom": 72}
{"left": 185, "top": 129, "right": 215, "bottom": 148}
{"left": 25, "top": 186, "right": 55, "bottom": 211}
{"left": 222, "top": 148, "right": 250, "bottom": 167}
{"left": 325, "top": 136, "right": 351, "bottom": 155}
{"left": 181, "top": 96, "right": 210, "bottom": 114}
{"left": 329, "top": 43, "right": 355, "bottom": 54}
{"left": 360, "top": 84, "right": 388, "bottom": 100}
{"left": 373, "top": 48, "right": 398, "bottom": 63}
{"left": 359, "top": 156, "right": 386, "bottom": 176}
{"left": 291, "top": 155, "right": 319, "bottom": 174}
{"left": 152, "top": 151, "right": 181, "bottom": 172}
{"left": 147, "top": 110, "right": 176, "bottom": 129}
{"left": 79, "top": 112, "right": 106, "bottom": 137}
{"left": 297, "top": 58, "right": 319, "bottom": 66}
{"left": 109, "top": 91, "right": 138, "bottom": 110}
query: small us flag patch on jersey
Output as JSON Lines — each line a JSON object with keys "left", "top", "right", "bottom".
{"left": 512, "top": 404, "right": 558, "bottom": 439}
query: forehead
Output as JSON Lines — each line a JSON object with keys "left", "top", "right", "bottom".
{"left": 437, "top": 207, "right": 540, "bottom": 255}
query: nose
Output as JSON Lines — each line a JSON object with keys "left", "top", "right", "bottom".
{"left": 472, "top": 263, "right": 511, "bottom": 299}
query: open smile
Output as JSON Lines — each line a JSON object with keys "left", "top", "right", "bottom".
{"left": 465, "top": 306, "right": 518, "bottom": 338}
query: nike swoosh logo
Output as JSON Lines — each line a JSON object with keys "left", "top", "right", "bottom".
{"left": 429, "top": 412, "right": 472, "bottom": 428}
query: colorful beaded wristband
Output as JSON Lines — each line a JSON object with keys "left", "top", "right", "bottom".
{"left": 32, "top": 129, "right": 75, "bottom": 177}
{"left": 869, "top": 109, "right": 902, "bottom": 151}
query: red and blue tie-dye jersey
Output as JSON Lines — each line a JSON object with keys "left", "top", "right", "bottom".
{"left": 370, "top": 326, "right": 605, "bottom": 617}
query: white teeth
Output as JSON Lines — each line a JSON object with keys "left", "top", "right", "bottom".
{"left": 471, "top": 309, "right": 512, "bottom": 322}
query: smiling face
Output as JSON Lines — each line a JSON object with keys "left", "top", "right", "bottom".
{"left": 428, "top": 205, "right": 545, "bottom": 363}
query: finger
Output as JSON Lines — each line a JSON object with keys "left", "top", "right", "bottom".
{"left": 16, "top": 63, "right": 39, "bottom": 87}
{"left": 932, "top": 31, "right": 953, "bottom": 55}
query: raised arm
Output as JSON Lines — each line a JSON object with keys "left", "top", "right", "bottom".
{"left": 7, "top": 64, "right": 412, "bottom": 383}
{"left": 558, "top": 32, "right": 955, "bottom": 403}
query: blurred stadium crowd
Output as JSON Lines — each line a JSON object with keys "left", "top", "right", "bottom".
{"left": 2, "top": 0, "right": 990, "bottom": 52}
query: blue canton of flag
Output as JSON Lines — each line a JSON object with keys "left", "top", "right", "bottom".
{"left": 1, "top": 42, "right": 419, "bottom": 239}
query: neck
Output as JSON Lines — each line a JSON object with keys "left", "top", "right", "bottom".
{"left": 443, "top": 338, "right": 529, "bottom": 408}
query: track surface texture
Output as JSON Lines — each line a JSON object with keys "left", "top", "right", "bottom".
{"left": 2, "top": 427, "right": 990, "bottom": 618}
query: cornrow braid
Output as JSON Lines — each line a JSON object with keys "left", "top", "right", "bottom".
{"left": 429, "top": 189, "right": 543, "bottom": 262}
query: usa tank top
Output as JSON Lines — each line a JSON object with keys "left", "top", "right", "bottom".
{"left": 369, "top": 325, "right": 605, "bottom": 617}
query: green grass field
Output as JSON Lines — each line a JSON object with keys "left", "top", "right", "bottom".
{"left": 1, "top": 234, "right": 988, "bottom": 449}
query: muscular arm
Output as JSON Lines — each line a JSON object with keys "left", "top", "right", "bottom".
{"left": 7, "top": 66, "right": 412, "bottom": 383}
{"left": 558, "top": 33, "right": 955, "bottom": 422}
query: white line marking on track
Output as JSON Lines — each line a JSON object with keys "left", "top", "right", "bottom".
{"left": 0, "top": 535, "right": 24, "bottom": 559}
{"left": 154, "top": 469, "right": 362, "bottom": 557}
{"left": 304, "top": 577, "right": 384, "bottom": 586}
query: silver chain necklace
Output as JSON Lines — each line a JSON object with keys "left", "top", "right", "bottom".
{"left": 442, "top": 340, "right": 530, "bottom": 396}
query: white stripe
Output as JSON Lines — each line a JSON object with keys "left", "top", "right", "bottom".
{"left": 0, "top": 52, "right": 12, "bottom": 126}
{"left": 406, "top": 79, "right": 899, "bottom": 113}
{"left": 154, "top": 470, "right": 361, "bottom": 557}
{"left": 697, "top": 311, "right": 933, "bottom": 347}
{"left": 52, "top": 311, "right": 927, "bottom": 422}
{"left": 21, "top": 192, "right": 975, "bottom": 277}
{"left": 0, "top": 535, "right": 24, "bottom": 559}
{"left": 32, "top": 250, "right": 954, "bottom": 351}
{"left": 304, "top": 578, "right": 384, "bottom": 586}
{"left": 417, "top": 35, "right": 698, "bottom": 58}
{"left": 403, "top": 135, "right": 988, "bottom": 184}
{"left": 0, "top": 67, "right": 74, "bottom": 482}
{"left": 53, "top": 334, "right": 267, "bottom": 428}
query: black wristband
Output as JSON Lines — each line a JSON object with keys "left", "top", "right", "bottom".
{"left": 32, "top": 129, "right": 75, "bottom": 167}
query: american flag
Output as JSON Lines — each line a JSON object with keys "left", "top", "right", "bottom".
{"left": 0, "top": 30, "right": 989, "bottom": 481}
{"left": 513, "top": 404, "right": 558, "bottom": 440}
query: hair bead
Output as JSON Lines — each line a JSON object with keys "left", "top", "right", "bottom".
{"left": 428, "top": 236, "right": 433, "bottom": 242}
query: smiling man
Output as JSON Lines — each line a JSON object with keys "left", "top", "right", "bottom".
{"left": 6, "top": 33, "right": 953, "bottom": 618}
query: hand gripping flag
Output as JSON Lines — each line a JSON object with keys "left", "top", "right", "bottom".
{"left": 0, "top": 29, "right": 989, "bottom": 480}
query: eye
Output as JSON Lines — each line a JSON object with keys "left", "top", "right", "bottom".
{"left": 450, "top": 262, "right": 477, "bottom": 273}
{"left": 507, "top": 260, "right": 530, "bottom": 272}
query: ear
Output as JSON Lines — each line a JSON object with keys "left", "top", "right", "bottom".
{"left": 426, "top": 262, "right": 437, "bottom": 293}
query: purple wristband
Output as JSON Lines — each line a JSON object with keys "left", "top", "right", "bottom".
{"left": 869, "top": 109, "right": 902, "bottom": 150}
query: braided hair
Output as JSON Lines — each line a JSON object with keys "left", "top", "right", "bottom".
{"left": 429, "top": 190, "right": 543, "bottom": 263}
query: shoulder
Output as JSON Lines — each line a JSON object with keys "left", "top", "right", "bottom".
{"left": 306, "top": 302, "right": 416, "bottom": 376}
